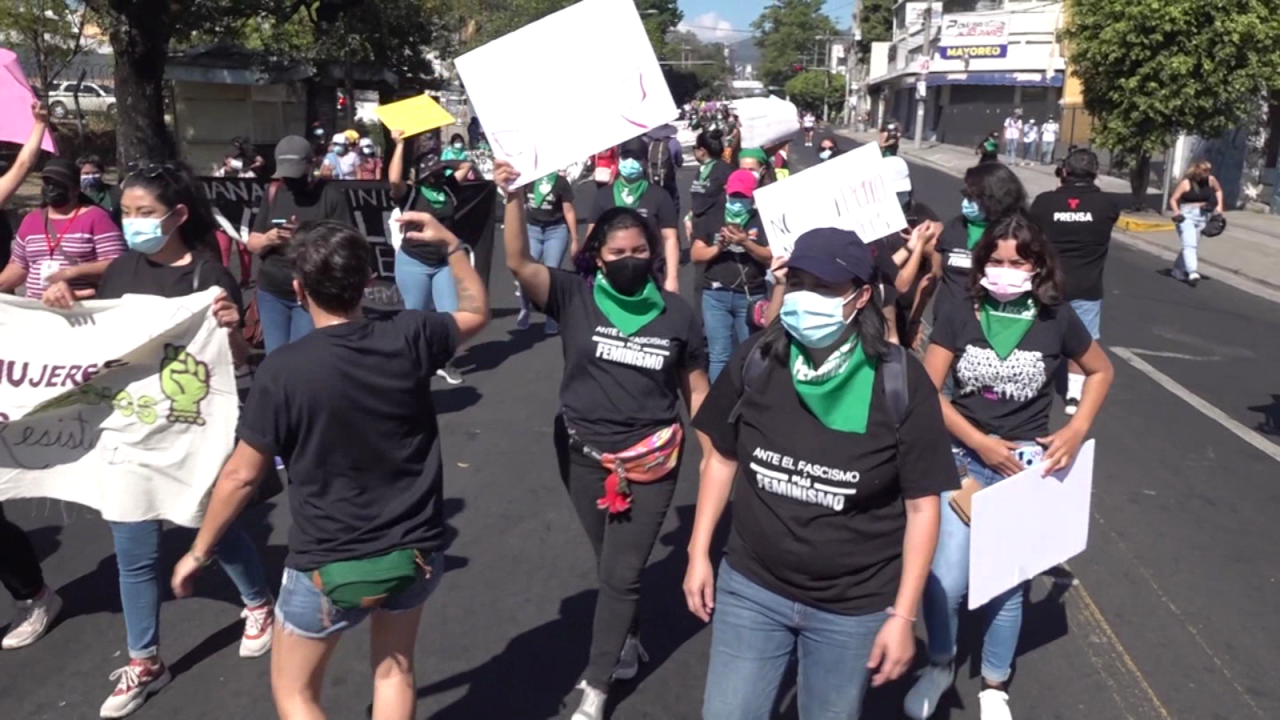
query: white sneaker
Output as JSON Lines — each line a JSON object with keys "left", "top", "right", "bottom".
{"left": 436, "top": 364, "right": 464, "bottom": 385}
{"left": 611, "top": 634, "right": 649, "bottom": 681}
{"left": 978, "top": 688, "right": 1013, "bottom": 720}
{"left": 571, "top": 680, "right": 607, "bottom": 720}
{"left": 2, "top": 587, "right": 62, "bottom": 650}
{"left": 1187, "top": 272, "right": 1201, "bottom": 287}
{"left": 100, "top": 659, "right": 171, "bottom": 718}
{"left": 904, "top": 662, "right": 954, "bottom": 720}
{"left": 239, "top": 602, "right": 274, "bottom": 658}
{"left": 516, "top": 308, "right": 531, "bottom": 330}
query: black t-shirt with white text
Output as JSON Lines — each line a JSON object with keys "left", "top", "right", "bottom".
{"left": 933, "top": 214, "right": 975, "bottom": 318}
{"left": 589, "top": 182, "right": 677, "bottom": 233}
{"left": 539, "top": 268, "right": 707, "bottom": 450}
{"left": 689, "top": 159, "right": 733, "bottom": 239}
{"left": 526, "top": 174, "right": 575, "bottom": 226}
{"left": 96, "top": 250, "right": 242, "bottom": 312}
{"left": 251, "top": 181, "right": 353, "bottom": 298}
{"left": 238, "top": 311, "right": 459, "bottom": 570}
{"left": 930, "top": 300, "right": 1093, "bottom": 441}
{"left": 1030, "top": 183, "right": 1121, "bottom": 301}
{"left": 693, "top": 335, "right": 955, "bottom": 615}
{"left": 696, "top": 211, "right": 770, "bottom": 295}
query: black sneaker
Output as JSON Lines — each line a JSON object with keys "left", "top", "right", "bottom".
{"left": 436, "top": 364, "right": 464, "bottom": 385}
{"left": 1064, "top": 398, "right": 1080, "bottom": 416}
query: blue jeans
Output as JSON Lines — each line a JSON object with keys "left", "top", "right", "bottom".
{"left": 1068, "top": 299, "right": 1102, "bottom": 340}
{"left": 921, "top": 441, "right": 1044, "bottom": 683}
{"left": 1022, "top": 141, "right": 1037, "bottom": 161}
{"left": 110, "top": 521, "right": 271, "bottom": 659}
{"left": 276, "top": 552, "right": 443, "bottom": 639}
{"left": 396, "top": 249, "right": 457, "bottom": 312}
{"left": 1005, "top": 140, "right": 1018, "bottom": 162}
{"left": 521, "top": 223, "right": 570, "bottom": 312}
{"left": 1040, "top": 140, "right": 1056, "bottom": 165}
{"left": 1175, "top": 205, "right": 1208, "bottom": 276}
{"left": 703, "top": 561, "right": 884, "bottom": 720}
{"left": 702, "top": 288, "right": 752, "bottom": 382}
{"left": 258, "top": 288, "right": 315, "bottom": 354}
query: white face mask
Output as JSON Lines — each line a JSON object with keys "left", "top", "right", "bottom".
{"left": 980, "top": 266, "right": 1035, "bottom": 302}
{"left": 230, "top": 158, "right": 244, "bottom": 171}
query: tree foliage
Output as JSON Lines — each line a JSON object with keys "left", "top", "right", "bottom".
{"left": 451, "top": 0, "right": 575, "bottom": 50}
{"left": 751, "top": 0, "right": 837, "bottom": 89}
{"left": 855, "top": 0, "right": 893, "bottom": 63}
{"left": 1062, "top": 0, "right": 1280, "bottom": 155}
{"left": 636, "top": 0, "right": 681, "bottom": 58}
{"left": 0, "top": 0, "right": 91, "bottom": 91}
{"left": 662, "top": 30, "right": 729, "bottom": 104}
{"left": 784, "top": 69, "right": 843, "bottom": 115}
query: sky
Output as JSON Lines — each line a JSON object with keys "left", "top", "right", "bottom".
{"left": 675, "top": 0, "right": 855, "bottom": 43}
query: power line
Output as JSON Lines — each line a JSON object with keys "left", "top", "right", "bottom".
{"left": 674, "top": 24, "right": 757, "bottom": 35}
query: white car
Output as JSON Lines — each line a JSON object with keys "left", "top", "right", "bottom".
{"left": 47, "top": 81, "right": 117, "bottom": 119}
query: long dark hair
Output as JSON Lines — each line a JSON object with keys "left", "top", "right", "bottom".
{"left": 968, "top": 212, "right": 1063, "bottom": 306}
{"left": 962, "top": 162, "right": 1027, "bottom": 222}
{"left": 572, "top": 207, "right": 661, "bottom": 281}
{"left": 121, "top": 162, "right": 220, "bottom": 256}
{"left": 696, "top": 129, "right": 725, "bottom": 157}
{"left": 756, "top": 276, "right": 890, "bottom": 365}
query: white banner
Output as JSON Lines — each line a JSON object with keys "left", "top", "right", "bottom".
{"left": 732, "top": 96, "right": 801, "bottom": 151}
{"left": 939, "top": 13, "right": 1011, "bottom": 46}
{"left": 0, "top": 289, "right": 238, "bottom": 527}
{"left": 454, "top": 0, "right": 678, "bottom": 189}
{"left": 754, "top": 143, "right": 908, "bottom": 254}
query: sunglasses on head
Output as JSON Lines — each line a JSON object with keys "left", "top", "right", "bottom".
{"left": 127, "top": 162, "right": 181, "bottom": 184}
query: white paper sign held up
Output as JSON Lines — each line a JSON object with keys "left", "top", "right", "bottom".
{"left": 967, "top": 440, "right": 1096, "bottom": 610}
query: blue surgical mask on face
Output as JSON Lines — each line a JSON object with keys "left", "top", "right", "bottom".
{"left": 618, "top": 158, "right": 645, "bottom": 180}
{"left": 780, "top": 289, "right": 857, "bottom": 348}
{"left": 123, "top": 212, "right": 173, "bottom": 255}
{"left": 961, "top": 197, "right": 985, "bottom": 222}
{"left": 819, "top": 149, "right": 833, "bottom": 161}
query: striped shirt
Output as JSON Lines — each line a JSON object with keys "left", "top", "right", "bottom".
{"left": 12, "top": 205, "right": 125, "bottom": 298}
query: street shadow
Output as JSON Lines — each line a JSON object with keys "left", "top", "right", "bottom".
{"left": 26, "top": 525, "right": 62, "bottom": 564}
{"left": 433, "top": 386, "right": 483, "bottom": 415}
{"left": 452, "top": 327, "right": 552, "bottom": 376}
{"left": 1155, "top": 267, "right": 1210, "bottom": 284}
{"left": 441, "top": 497, "right": 469, "bottom": 573}
{"left": 1247, "top": 395, "right": 1280, "bottom": 436}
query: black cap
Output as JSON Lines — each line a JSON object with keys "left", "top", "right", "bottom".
{"left": 42, "top": 159, "right": 78, "bottom": 189}
{"left": 415, "top": 149, "right": 445, "bottom": 179}
{"left": 619, "top": 137, "right": 648, "bottom": 161}
{"left": 786, "top": 228, "right": 875, "bottom": 285}
{"left": 273, "top": 135, "right": 314, "bottom": 179}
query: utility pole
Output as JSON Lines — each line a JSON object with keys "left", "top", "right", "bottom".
{"left": 914, "top": 3, "right": 934, "bottom": 148}
{"left": 845, "top": 5, "right": 861, "bottom": 128}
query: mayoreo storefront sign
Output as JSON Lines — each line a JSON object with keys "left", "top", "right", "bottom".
{"left": 938, "top": 12, "right": 1010, "bottom": 60}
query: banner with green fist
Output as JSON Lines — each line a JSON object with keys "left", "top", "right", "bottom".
{"left": 0, "top": 288, "right": 237, "bottom": 527}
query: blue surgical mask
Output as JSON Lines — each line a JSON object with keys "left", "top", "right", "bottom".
{"left": 618, "top": 158, "right": 645, "bottom": 180}
{"left": 726, "top": 199, "right": 753, "bottom": 214}
{"left": 334, "top": 145, "right": 348, "bottom": 156}
{"left": 961, "top": 197, "right": 986, "bottom": 222}
{"left": 780, "top": 290, "right": 857, "bottom": 348}
{"left": 123, "top": 213, "right": 173, "bottom": 255}
{"left": 819, "top": 149, "right": 833, "bottom": 161}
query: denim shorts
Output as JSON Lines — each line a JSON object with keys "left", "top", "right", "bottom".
{"left": 953, "top": 440, "right": 1044, "bottom": 486}
{"left": 1068, "top": 299, "right": 1102, "bottom": 341}
{"left": 276, "top": 552, "right": 443, "bottom": 639}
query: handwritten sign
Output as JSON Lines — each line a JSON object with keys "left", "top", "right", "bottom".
{"left": 0, "top": 289, "right": 235, "bottom": 527}
{"left": 0, "top": 47, "right": 56, "bottom": 153}
{"left": 968, "top": 440, "right": 1095, "bottom": 609}
{"left": 374, "top": 94, "right": 456, "bottom": 138}
{"left": 453, "top": 0, "right": 677, "bottom": 188}
{"left": 754, "top": 143, "right": 908, "bottom": 253}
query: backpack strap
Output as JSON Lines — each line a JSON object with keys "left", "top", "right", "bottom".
{"left": 882, "top": 344, "right": 909, "bottom": 430}
{"left": 728, "top": 345, "right": 770, "bottom": 424}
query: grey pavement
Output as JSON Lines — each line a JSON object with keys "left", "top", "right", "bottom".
{"left": 1, "top": 133, "right": 1278, "bottom": 720}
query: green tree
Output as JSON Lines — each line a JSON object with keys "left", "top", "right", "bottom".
{"left": 636, "top": 0, "right": 681, "bottom": 57}
{"left": 855, "top": 0, "right": 893, "bottom": 63}
{"left": 0, "top": 0, "right": 91, "bottom": 92}
{"left": 751, "top": 0, "right": 837, "bottom": 89}
{"left": 661, "top": 29, "right": 729, "bottom": 104}
{"left": 784, "top": 69, "right": 843, "bottom": 116}
{"left": 1062, "top": 0, "right": 1280, "bottom": 207}
{"left": 451, "top": 0, "right": 576, "bottom": 50}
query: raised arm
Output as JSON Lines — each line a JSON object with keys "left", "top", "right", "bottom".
{"left": 495, "top": 161, "right": 552, "bottom": 310}
{"left": 0, "top": 102, "right": 50, "bottom": 205}
{"left": 388, "top": 130, "right": 409, "bottom": 199}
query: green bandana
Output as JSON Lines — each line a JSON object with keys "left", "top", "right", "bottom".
{"left": 419, "top": 184, "right": 447, "bottom": 209}
{"left": 789, "top": 337, "right": 877, "bottom": 433}
{"left": 966, "top": 219, "right": 988, "bottom": 249}
{"left": 979, "top": 294, "right": 1037, "bottom": 359}
{"left": 531, "top": 173, "right": 558, "bottom": 208}
{"left": 593, "top": 271, "right": 664, "bottom": 336}
{"left": 739, "top": 147, "right": 768, "bottom": 165}
{"left": 441, "top": 147, "right": 469, "bottom": 162}
{"left": 983, "top": 138, "right": 998, "bottom": 153}
{"left": 698, "top": 159, "right": 714, "bottom": 182}
{"left": 613, "top": 177, "right": 649, "bottom": 209}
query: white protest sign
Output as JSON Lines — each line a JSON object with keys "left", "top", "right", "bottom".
{"left": 0, "top": 289, "right": 237, "bottom": 527}
{"left": 733, "top": 95, "right": 801, "bottom": 150}
{"left": 454, "top": 0, "right": 677, "bottom": 188}
{"left": 754, "top": 143, "right": 908, "bottom": 253}
{"left": 968, "top": 440, "right": 1096, "bottom": 609}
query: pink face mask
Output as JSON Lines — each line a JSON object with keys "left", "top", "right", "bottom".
{"left": 981, "top": 266, "right": 1034, "bottom": 302}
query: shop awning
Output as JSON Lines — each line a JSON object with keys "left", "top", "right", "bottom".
{"left": 927, "top": 71, "right": 1063, "bottom": 87}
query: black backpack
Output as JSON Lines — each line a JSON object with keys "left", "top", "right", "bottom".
{"left": 647, "top": 137, "right": 674, "bottom": 187}
{"left": 728, "top": 343, "right": 910, "bottom": 434}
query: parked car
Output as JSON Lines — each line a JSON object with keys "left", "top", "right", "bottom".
{"left": 47, "top": 81, "right": 117, "bottom": 119}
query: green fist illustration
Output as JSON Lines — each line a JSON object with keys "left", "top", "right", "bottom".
{"left": 160, "top": 344, "right": 209, "bottom": 426}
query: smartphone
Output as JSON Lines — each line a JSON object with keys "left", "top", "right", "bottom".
{"left": 271, "top": 219, "right": 288, "bottom": 228}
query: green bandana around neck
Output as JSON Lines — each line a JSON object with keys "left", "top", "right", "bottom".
{"left": 983, "top": 139, "right": 998, "bottom": 152}
{"left": 698, "top": 159, "right": 715, "bottom": 182}
{"left": 966, "top": 218, "right": 988, "bottom": 249}
{"left": 979, "top": 294, "right": 1037, "bottom": 359}
{"left": 593, "top": 271, "right": 664, "bottom": 336}
{"left": 613, "top": 177, "right": 649, "bottom": 209}
{"left": 789, "top": 337, "right": 877, "bottom": 433}
{"left": 531, "top": 173, "right": 558, "bottom": 207}
{"left": 419, "top": 184, "right": 448, "bottom": 209}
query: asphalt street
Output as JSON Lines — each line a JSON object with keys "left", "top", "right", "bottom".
{"left": 1, "top": 131, "right": 1277, "bottom": 720}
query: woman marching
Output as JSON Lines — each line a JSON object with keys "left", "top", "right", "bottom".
{"left": 1167, "top": 160, "right": 1225, "bottom": 288}
{"left": 688, "top": 129, "right": 734, "bottom": 247}
{"left": 42, "top": 163, "right": 274, "bottom": 719}
{"left": 518, "top": 169, "right": 578, "bottom": 333}
{"left": 500, "top": 159, "right": 711, "bottom": 720}
{"left": 685, "top": 228, "right": 955, "bottom": 720}
{"left": 907, "top": 213, "right": 1113, "bottom": 720}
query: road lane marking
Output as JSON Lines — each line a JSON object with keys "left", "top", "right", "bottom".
{"left": 1112, "top": 346, "right": 1280, "bottom": 463}
{"left": 1125, "top": 348, "right": 1223, "bottom": 361}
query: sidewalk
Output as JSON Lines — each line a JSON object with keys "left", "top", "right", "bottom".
{"left": 840, "top": 130, "right": 1280, "bottom": 297}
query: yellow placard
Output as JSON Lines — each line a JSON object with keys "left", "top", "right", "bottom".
{"left": 373, "top": 94, "right": 456, "bottom": 137}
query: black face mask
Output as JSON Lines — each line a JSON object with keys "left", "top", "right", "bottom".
{"left": 42, "top": 183, "right": 71, "bottom": 208}
{"left": 602, "top": 256, "right": 652, "bottom": 296}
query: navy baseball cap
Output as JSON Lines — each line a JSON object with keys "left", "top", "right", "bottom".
{"left": 786, "top": 228, "right": 875, "bottom": 285}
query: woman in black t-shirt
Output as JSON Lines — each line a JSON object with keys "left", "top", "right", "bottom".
{"left": 499, "top": 160, "right": 711, "bottom": 720}
{"left": 42, "top": 164, "right": 275, "bottom": 718}
{"left": 688, "top": 129, "right": 733, "bottom": 249}
{"left": 691, "top": 169, "right": 772, "bottom": 382}
{"left": 909, "top": 214, "right": 1114, "bottom": 720}
{"left": 519, "top": 171, "right": 577, "bottom": 334}
{"left": 587, "top": 137, "right": 680, "bottom": 294}
{"left": 687, "top": 228, "right": 955, "bottom": 720}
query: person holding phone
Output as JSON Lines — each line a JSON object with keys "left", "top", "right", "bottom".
{"left": 247, "top": 136, "right": 353, "bottom": 353}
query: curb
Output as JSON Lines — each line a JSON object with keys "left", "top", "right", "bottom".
{"left": 1117, "top": 216, "right": 1175, "bottom": 232}
{"left": 1111, "top": 229, "right": 1280, "bottom": 303}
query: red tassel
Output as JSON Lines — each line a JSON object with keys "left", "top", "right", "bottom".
{"left": 596, "top": 473, "right": 633, "bottom": 514}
